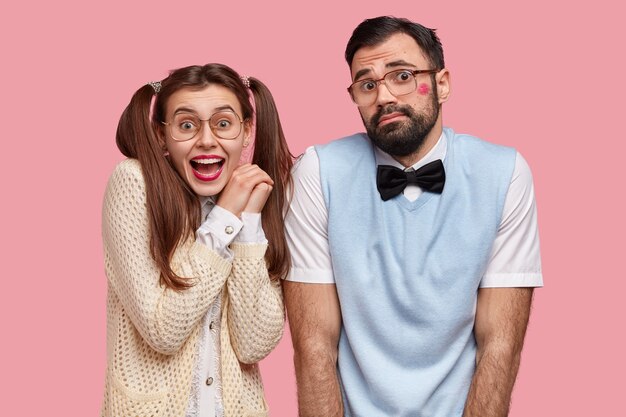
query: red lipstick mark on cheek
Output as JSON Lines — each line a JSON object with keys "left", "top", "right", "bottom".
{"left": 418, "top": 83, "right": 430, "bottom": 95}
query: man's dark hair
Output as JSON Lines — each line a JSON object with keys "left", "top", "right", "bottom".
{"left": 345, "top": 16, "right": 445, "bottom": 70}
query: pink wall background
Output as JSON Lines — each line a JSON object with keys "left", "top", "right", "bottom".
{"left": 1, "top": 0, "right": 624, "bottom": 415}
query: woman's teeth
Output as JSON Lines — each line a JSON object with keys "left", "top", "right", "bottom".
{"left": 191, "top": 158, "right": 223, "bottom": 175}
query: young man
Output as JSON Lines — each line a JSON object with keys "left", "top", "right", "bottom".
{"left": 283, "top": 16, "right": 543, "bottom": 417}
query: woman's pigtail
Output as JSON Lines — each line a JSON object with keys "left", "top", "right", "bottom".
{"left": 115, "top": 84, "right": 156, "bottom": 158}
{"left": 115, "top": 83, "right": 197, "bottom": 290}
{"left": 248, "top": 78, "right": 294, "bottom": 281}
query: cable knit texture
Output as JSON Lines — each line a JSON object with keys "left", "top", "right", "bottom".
{"left": 100, "top": 159, "right": 284, "bottom": 417}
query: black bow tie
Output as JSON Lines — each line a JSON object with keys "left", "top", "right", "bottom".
{"left": 376, "top": 159, "right": 446, "bottom": 201}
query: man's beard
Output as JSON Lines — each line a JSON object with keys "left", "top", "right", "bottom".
{"left": 364, "top": 93, "right": 439, "bottom": 158}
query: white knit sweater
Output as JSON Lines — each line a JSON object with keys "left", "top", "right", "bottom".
{"left": 100, "top": 159, "right": 284, "bottom": 417}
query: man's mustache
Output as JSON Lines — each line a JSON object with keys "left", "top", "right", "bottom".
{"left": 372, "top": 105, "right": 413, "bottom": 126}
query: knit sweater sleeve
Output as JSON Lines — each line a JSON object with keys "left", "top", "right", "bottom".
{"left": 102, "top": 159, "right": 232, "bottom": 355}
{"left": 226, "top": 243, "right": 285, "bottom": 364}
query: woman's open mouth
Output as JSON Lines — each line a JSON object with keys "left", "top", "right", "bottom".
{"left": 190, "top": 155, "right": 225, "bottom": 181}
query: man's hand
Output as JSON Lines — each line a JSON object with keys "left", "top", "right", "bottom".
{"left": 463, "top": 287, "right": 534, "bottom": 417}
{"left": 283, "top": 281, "right": 344, "bottom": 417}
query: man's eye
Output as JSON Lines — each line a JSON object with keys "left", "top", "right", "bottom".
{"left": 395, "top": 71, "right": 412, "bottom": 82}
{"left": 361, "top": 81, "right": 377, "bottom": 92}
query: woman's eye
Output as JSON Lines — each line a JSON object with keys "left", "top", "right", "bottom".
{"left": 180, "top": 121, "right": 195, "bottom": 130}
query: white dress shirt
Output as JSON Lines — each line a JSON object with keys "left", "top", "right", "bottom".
{"left": 284, "top": 132, "right": 543, "bottom": 287}
{"left": 186, "top": 197, "right": 266, "bottom": 417}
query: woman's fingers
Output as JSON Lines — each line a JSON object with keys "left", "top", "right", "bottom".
{"left": 217, "top": 164, "right": 273, "bottom": 217}
{"left": 244, "top": 182, "right": 274, "bottom": 213}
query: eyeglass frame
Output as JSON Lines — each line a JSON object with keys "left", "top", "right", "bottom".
{"left": 160, "top": 109, "right": 247, "bottom": 142}
{"left": 347, "top": 68, "right": 439, "bottom": 106}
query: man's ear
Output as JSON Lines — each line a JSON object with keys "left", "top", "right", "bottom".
{"left": 436, "top": 69, "right": 451, "bottom": 104}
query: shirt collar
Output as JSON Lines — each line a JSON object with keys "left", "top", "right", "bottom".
{"left": 199, "top": 195, "right": 216, "bottom": 219}
{"left": 374, "top": 130, "right": 447, "bottom": 171}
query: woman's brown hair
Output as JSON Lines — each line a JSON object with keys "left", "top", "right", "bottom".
{"left": 116, "top": 64, "right": 293, "bottom": 289}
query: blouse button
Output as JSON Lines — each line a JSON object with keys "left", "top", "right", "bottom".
{"left": 209, "top": 321, "right": 214, "bottom": 330}
{"left": 206, "top": 377, "right": 214, "bottom": 386}
{"left": 225, "top": 225, "right": 234, "bottom": 235}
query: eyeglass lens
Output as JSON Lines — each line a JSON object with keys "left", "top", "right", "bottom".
{"left": 170, "top": 111, "right": 242, "bottom": 141}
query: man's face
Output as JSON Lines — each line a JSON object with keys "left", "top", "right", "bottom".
{"left": 350, "top": 32, "right": 446, "bottom": 158}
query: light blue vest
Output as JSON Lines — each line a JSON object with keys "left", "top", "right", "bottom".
{"left": 316, "top": 127, "right": 516, "bottom": 417}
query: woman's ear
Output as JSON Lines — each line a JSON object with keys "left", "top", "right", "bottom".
{"left": 238, "top": 120, "right": 255, "bottom": 165}
{"left": 242, "top": 120, "right": 253, "bottom": 147}
{"left": 156, "top": 126, "right": 169, "bottom": 156}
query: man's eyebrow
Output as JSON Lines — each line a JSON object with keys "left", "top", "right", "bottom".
{"left": 353, "top": 60, "right": 418, "bottom": 82}
{"left": 386, "top": 60, "right": 417, "bottom": 69}
{"left": 353, "top": 68, "right": 372, "bottom": 82}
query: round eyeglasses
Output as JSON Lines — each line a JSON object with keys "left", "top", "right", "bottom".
{"left": 347, "top": 69, "right": 439, "bottom": 106}
{"left": 161, "top": 110, "right": 245, "bottom": 141}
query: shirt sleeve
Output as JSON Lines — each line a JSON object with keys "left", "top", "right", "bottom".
{"left": 284, "top": 147, "right": 336, "bottom": 283}
{"left": 196, "top": 204, "right": 243, "bottom": 261}
{"left": 235, "top": 212, "right": 267, "bottom": 244}
{"left": 480, "top": 152, "right": 544, "bottom": 288}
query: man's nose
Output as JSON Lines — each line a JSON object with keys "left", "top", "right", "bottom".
{"left": 374, "top": 81, "right": 397, "bottom": 106}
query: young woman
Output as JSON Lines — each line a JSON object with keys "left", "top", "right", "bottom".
{"left": 101, "top": 64, "right": 292, "bottom": 417}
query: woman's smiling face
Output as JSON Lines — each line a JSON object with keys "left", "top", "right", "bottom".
{"left": 162, "top": 84, "right": 249, "bottom": 197}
